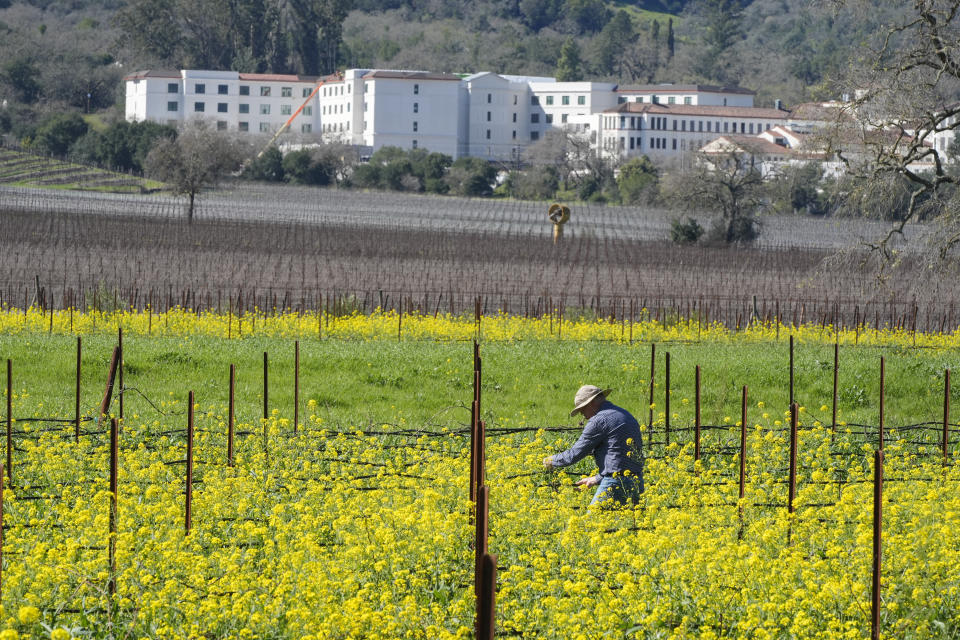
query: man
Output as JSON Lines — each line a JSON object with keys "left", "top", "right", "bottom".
{"left": 543, "top": 385, "right": 644, "bottom": 507}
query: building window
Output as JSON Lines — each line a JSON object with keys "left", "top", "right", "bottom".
{"left": 303, "top": 106, "right": 312, "bottom": 116}
{"left": 546, "top": 96, "right": 554, "bottom": 105}
{"left": 217, "top": 121, "right": 227, "bottom": 130}
{"left": 531, "top": 96, "right": 539, "bottom": 105}
{"left": 413, "top": 121, "right": 418, "bottom": 132}
{"left": 194, "top": 102, "right": 205, "bottom": 112}
{"left": 513, "top": 95, "right": 518, "bottom": 105}
{"left": 562, "top": 95, "right": 570, "bottom": 105}
{"left": 364, "top": 102, "right": 368, "bottom": 112}
{"left": 195, "top": 83, "right": 205, "bottom": 94}
{"left": 303, "top": 88, "right": 311, "bottom": 97}
{"left": 512, "top": 130, "right": 516, "bottom": 139}
{"left": 240, "top": 85, "right": 250, "bottom": 96}
{"left": 561, "top": 114, "right": 568, "bottom": 124}
{"left": 546, "top": 114, "right": 553, "bottom": 124}
{"left": 512, "top": 113, "right": 517, "bottom": 123}
{"left": 724, "top": 122, "right": 729, "bottom": 133}
{"left": 281, "top": 87, "right": 292, "bottom": 97}
{"left": 531, "top": 131, "right": 539, "bottom": 141}
{"left": 672, "top": 138, "right": 677, "bottom": 150}
{"left": 684, "top": 96, "right": 692, "bottom": 105}
{"left": 486, "top": 129, "right": 491, "bottom": 139}
{"left": 413, "top": 102, "right": 419, "bottom": 113}
{"left": 217, "top": 103, "right": 228, "bottom": 113}
{"left": 413, "top": 83, "right": 419, "bottom": 94}
{"left": 218, "top": 84, "right": 228, "bottom": 95}
{"left": 577, "top": 95, "right": 585, "bottom": 105}
{"left": 260, "top": 86, "right": 271, "bottom": 96}
{"left": 487, "top": 93, "right": 492, "bottom": 103}
{"left": 618, "top": 96, "right": 626, "bottom": 104}
{"left": 239, "top": 104, "right": 249, "bottom": 114}
{"left": 412, "top": 139, "right": 418, "bottom": 149}
{"left": 699, "top": 121, "right": 703, "bottom": 132}
{"left": 636, "top": 96, "right": 643, "bottom": 103}
{"left": 260, "top": 104, "right": 270, "bottom": 115}
{"left": 673, "top": 120, "right": 677, "bottom": 131}
{"left": 668, "top": 96, "right": 676, "bottom": 104}
{"left": 681, "top": 120, "right": 686, "bottom": 131}
{"left": 487, "top": 111, "right": 491, "bottom": 121}
{"left": 302, "top": 124, "right": 312, "bottom": 133}
{"left": 281, "top": 105, "right": 292, "bottom": 115}
{"left": 652, "top": 95, "right": 659, "bottom": 104}
{"left": 749, "top": 123, "right": 754, "bottom": 134}
{"left": 168, "top": 83, "right": 178, "bottom": 93}
{"left": 238, "top": 122, "right": 249, "bottom": 132}
{"left": 260, "top": 122, "right": 270, "bottom": 132}
{"left": 167, "top": 101, "right": 178, "bottom": 112}
{"left": 531, "top": 113, "right": 539, "bottom": 123}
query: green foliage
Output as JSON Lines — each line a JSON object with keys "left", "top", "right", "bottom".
{"left": 447, "top": 157, "right": 496, "bottom": 196}
{"left": 507, "top": 165, "right": 558, "bottom": 200}
{"left": 555, "top": 37, "right": 583, "bottom": 82}
{"left": 30, "top": 113, "right": 88, "bottom": 156}
{"left": 617, "top": 155, "right": 659, "bottom": 205}
{"left": 670, "top": 217, "right": 705, "bottom": 244}
{"left": 243, "top": 146, "right": 285, "bottom": 182}
{"left": 72, "top": 121, "right": 177, "bottom": 174}
{"left": 282, "top": 149, "right": 331, "bottom": 185}
{"left": 3, "top": 58, "right": 41, "bottom": 104}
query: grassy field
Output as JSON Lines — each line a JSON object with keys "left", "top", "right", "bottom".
{"left": 0, "top": 148, "right": 162, "bottom": 193}
{"left": 2, "top": 312, "right": 960, "bottom": 638}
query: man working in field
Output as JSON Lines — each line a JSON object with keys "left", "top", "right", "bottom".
{"left": 543, "top": 385, "right": 644, "bottom": 507}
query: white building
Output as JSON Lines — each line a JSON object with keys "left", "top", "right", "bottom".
{"left": 125, "top": 68, "right": 801, "bottom": 165}
{"left": 124, "top": 69, "right": 321, "bottom": 135}
{"left": 597, "top": 102, "right": 792, "bottom": 163}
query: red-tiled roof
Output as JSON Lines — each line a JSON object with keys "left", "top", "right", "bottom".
{"left": 606, "top": 102, "right": 789, "bottom": 119}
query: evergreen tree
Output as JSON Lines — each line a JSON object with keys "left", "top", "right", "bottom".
{"left": 667, "top": 18, "right": 675, "bottom": 59}
{"left": 556, "top": 38, "right": 583, "bottom": 81}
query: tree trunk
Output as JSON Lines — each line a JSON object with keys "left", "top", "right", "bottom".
{"left": 188, "top": 192, "right": 195, "bottom": 224}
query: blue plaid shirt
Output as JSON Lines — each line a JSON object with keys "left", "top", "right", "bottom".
{"left": 551, "top": 401, "right": 644, "bottom": 487}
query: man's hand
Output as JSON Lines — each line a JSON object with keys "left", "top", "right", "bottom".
{"left": 543, "top": 456, "right": 554, "bottom": 469}
{"left": 576, "top": 475, "right": 600, "bottom": 489}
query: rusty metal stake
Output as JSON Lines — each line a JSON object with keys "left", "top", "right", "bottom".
{"left": 879, "top": 357, "right": 885, "bottom": 452}
{"left": 118, "top": 327, "right": 124, "bottom": 421}
{"left": 474, "top": 484, "right": 489, "bottom": 598}
{"left": 263, "top": 351, "right": 269, "bottom": 422}
{"left": 665, "top": 352, "right": 671, "bottom": 447}
{"left": 739, "top": 386, "right": 747, "bottom": 503}
{"left": 943, "top": 369, "right": 951, "bottom": 464}
{"left": 694, "top": 365, "right": 701, "bottom": 464}
{"left": 789, "top": 334, "right": 795, "bottom": 409}
{"left": 6, "top": 359, "right": 11, "bottom": 484}
{"left": 228, "top": 365, "right": 235, "bottom": 467}
{"left": 99, "top": 346, "right": 121, "bottom": 422}
{"left": 476, "top": 552, "right": 497, "bottom": 640}
{"left": 648, "top": 344, "right": 655, "bottom": 449}
{"left": 75, "top": 337, "right": 82, "bottom": 442}
{"left": 108, "top": 417, "right": 118, "bottom": 596}
{"left": 294, "top": 341, "right": 300, "bottom": 434}
{"left": 186, "top": 391, "right": 194, "bottom": 534}
{"left": 832, "top": 341, "right": 839, "bottom": 434}
{"left": 788, "top": 402, "right": 798, "bottom": 515}
{"left": 872, "top": 449, "right": 884, "bottom": 640}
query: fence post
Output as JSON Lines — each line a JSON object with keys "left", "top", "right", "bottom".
{"left": 739, "top": 386, "right": 747, "bottom": 503}
{"left": 108, "top": 417, "right": 118, "bottom": 596}
{"left": 476, "top": 553, "right": 497, "bottom": 640}
{"left": 6, "top": 359, "right": 11, "bottom": 483}
{"left": 879, "top": 357, "right": 885, "bottom": 452}
{"left": 75, "top": 337, "right": 82, "bottom": 442}
{"left": 788, "top": 402, "right": 798, "bottom": 515}
{"left": 943, "top": 369, "right": 951, "bottom": 464}
{"left": 228, "top": 365, "right": 235, "bottom": 467}
{"left": 294, "top": 341, "right": 300, "bottom": 434}
{"left": 475, "top": 484, "right": 489, "bottom": 597}
{"left": 694, "top": 365, "right": 701, "bottom": 464}
{"left": 871, "top": 449, "right": 884, "bottom": 640}
{"left": 99, "top": 346, "right": 121, "bottom": 422}
{"left": 186, "top": 390, "right": 194, "bottom": 534}
{"left": 665, "top": 352, "right": 671, "bottom": 447}
{"left": 648, "top": 344, "right": 656, "bottom": 449}
{"left": 832, "top": 342, "right": 839, "bottom": 434}
{"left": 789, "top": 334, "right": 795, "bottom": 409}
{"left": 118, "top": 327, "right": 124, "bottom": 421}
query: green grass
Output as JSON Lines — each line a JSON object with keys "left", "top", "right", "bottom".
{"left": 0, "top": 148, "right": 161, "bottom": 193}
{"left": 2, "top": 333, "right": 958, "bottom": 452}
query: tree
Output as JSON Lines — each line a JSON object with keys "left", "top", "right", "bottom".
{"left": 555, "top": 38, "right": 583, "bottom": 82}
{"left": 617, "top": 155, "right": 659, "bottom": 205}
{"left": 595, "top": 11, "right": 635, "bottom": 78}
{"left": 662, "top": 151, "right": 765, "bottom": 244}
{"left": 563, "top": 0, "right": 610, "bottom": 34}
{"left": 3, "top": 58, "right": 41, "bottom": 104}
{"left": 31, "top": 113, "right": 88, "bottom": 156}
{"left": 693, "top": 0, "right": 744, "bottom": 83}
{"left": 282, "top": 149, "right": 331, "bottom": 185}
{"left": 243, "top": 145, "right": 285, "bottom": 182}
{"left": 824, "top": 0, "right": 960, "bottom": 268}
{"left": 145, "top": 120, "right": 244, "bottom": 222}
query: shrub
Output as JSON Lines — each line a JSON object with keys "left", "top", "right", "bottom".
{"left": 670, "top": 217, "right": 705, "bottom": 244}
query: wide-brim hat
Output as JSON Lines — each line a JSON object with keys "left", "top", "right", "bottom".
{"left": 570, "top": 385, "right": 612, "bottom": 417}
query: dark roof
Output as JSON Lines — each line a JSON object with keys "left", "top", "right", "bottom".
{"left": 617, "top": 84, "right": 755, "bottom": 96}
{"left": 363, "top": 70, "right": 462, "bottom": 82}
{"left": 123, "top": 70, "right": 181, "bottom": 81}
{"left": 605, "top": 102, "right": 789, "bottom": 119}
{"left": 238, "top": 73, "right": 316, "bottom": 82}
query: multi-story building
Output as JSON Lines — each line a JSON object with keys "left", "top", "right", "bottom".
{"left": 125, "top": 68, "right": 807, "bottom": 165}
{"left": 124, "top": 69, "right": 321, "bottom": 135}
